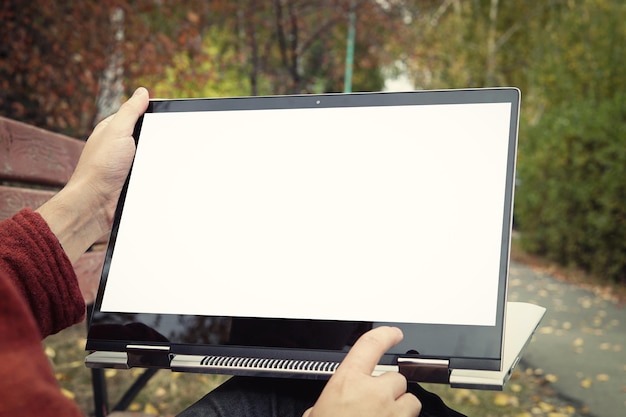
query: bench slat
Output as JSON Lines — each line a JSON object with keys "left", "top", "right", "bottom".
{"left": 0, "top": 116, "right": 106, "bottom": 305}
{"left": 75, "top": 251, "right": 106, "bottom": 304}
{"left": 0, "top": 116, "right": 84, "bottom": 186}
{"left": 0, "top": 185, "right": 56, "bottom": 221}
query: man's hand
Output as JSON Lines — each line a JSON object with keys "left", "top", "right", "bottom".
{"left": 302, "top": 326, "right": 421, "bottom": 417}
{"left": 69, "top": 86, "right": 150, "bottom": 226}
{"left": 37, "top": 87, "right": 149, "bottom": 264}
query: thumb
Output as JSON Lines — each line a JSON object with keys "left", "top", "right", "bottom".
{"left": 302, "top": 407, "right": 313, "bottom": 417}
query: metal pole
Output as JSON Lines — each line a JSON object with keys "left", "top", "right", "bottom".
{"left": 344, "top": 1, "right": 356, "bottom": 93}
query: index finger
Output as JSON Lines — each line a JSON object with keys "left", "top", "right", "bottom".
{"left": 337, "top": 326, "right": 403, "bottom": 376}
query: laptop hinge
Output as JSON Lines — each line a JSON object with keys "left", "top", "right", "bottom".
{"left": 398, "top": 358, "right": 450, "bottom": 384}
{"left": 126, "top": 345, "right": 171, "bottom": 368}
{"left": 85, "top": 351, "right": 129, "bottom": 369}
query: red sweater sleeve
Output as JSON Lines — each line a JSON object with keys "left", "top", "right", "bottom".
{"left": 0, "top": 209, "right": 84, "bottom": 416}
{"left": 0, "top": 208, "right": 85, "bottom": 337}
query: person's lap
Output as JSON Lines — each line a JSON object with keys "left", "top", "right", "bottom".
{"left": 177, "top": 376, "right": 467, "bottom": 417}
{"left": 177, "top": 376, "right": 324, "bottom": 417}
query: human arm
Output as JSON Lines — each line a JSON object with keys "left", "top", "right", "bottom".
{"left": 0, "top": 87, "right": 149, "bottom": 417}
{"left": 0, "top": 264, "right": 83, "bottom": 416}
{"left": 0, "top": 87, "right": 148, "bottom": 337}
{"left": 0, "top": 209, "right": 85, "bottom": 336}
{"left": 302, "top": 326, "right": 422, "bottom": 417}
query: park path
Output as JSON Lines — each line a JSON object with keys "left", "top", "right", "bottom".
{"left": 507, "top": 261, "right": 626, "bottom": 417}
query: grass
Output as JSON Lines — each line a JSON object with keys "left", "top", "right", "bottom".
{"left": 510, "top": 236, "right": 626, "bottom": 305}
{"left": 45, "top": 322, "right": 228, "bottom": 416}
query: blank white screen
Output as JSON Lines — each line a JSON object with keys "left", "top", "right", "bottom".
{"left": 100, "top": 102, "right": 512, "bottom": 326}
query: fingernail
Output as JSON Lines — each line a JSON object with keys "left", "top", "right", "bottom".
{"left": 132, "top": 87, "right": 146, "bottom": 97}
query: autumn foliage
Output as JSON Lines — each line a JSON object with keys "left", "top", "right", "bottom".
{"left": 1, "top": 0, "right": 404, "bottom": 138}
{"left": 1, "top": 0, "right": 624, "bottom": 283}
{"left": 0, "top": 0, "right": 214, "bottom": 138}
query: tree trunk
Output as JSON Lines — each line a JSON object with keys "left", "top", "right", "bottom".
{"left": 486, "top": 0, "right": 499, "bottom": 86}
{"left": 93, "top": 7, "right": 125, "bottom": 126}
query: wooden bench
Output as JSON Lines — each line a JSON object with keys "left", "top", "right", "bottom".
{"left": 0, "top": 116, "right": 155, "bottom": 417}
{"left": 0, "top": 116, "right": 107, "bottom": 303}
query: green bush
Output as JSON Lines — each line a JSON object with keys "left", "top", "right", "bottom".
{"left": 515, "top": 94, "right": 626, "bottom": 283}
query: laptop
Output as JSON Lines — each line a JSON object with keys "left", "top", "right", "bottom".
{"left": 85, "top": 87, "right": 545, "bottom": 390}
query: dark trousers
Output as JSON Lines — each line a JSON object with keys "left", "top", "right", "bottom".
{"left": 177, "top": 376, "right": 467, "bottom": 417}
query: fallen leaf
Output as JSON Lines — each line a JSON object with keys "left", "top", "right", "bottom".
{"left": 144, "top": 403, "right": 159, "bottom": 415}
{"left": 61, "top": 388, "right": 75, "bottom": 399}
{"left": 573, "top": 338, "right": 584, "bottom": 347}
{"left": 539, "top": 326, "right": 554, "bottom": 334}
{"left": 493, "top": 393, "right": 508, "bottom": 406}
{"left": 76, "top": 337, "right": 87, "bottom": 348}
{"left": 538, "top": 401, "right": 555, "bottom": 412}
{"left": 44, "top": 346, "right": 56, "bottom": 359}
{"left": 580, "top": 378, "right": 593, "bottom": 388}
{"left": 596, "top": 374, "right": 610, "bottom": 382}
{"left": 545, "top": 374, "right": 559, "bottom": 383}
{"left": 453, "top": 389, "right": 481, "bottom": 406}
{"left": 493, "top": 392, "right": 518, "bottom": 407}
{"left": 579, "top": 297, "right": 592, "bottom": 308}
{"left": 467, "top": 394, "right": 481, "bottom": 406}
{"left": 67, "top": 360, "right": 83, "bottom": 368}
{"left": 547, "top": 413, "right": 570, "bottom": 417}
{"left": 104, "top": 369, "right": 117, "bottom": 378}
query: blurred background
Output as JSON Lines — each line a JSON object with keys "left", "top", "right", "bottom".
{"left": 1, "top": 1, "right": 624, "bottom": 416}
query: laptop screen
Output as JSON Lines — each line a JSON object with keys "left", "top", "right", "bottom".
{"left": 88, "top": 88, "right": 520, "bottom": 369}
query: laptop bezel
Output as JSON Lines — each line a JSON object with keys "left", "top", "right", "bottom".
{"left": 86, "top": 87, "right": 521, "bottom": 373}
